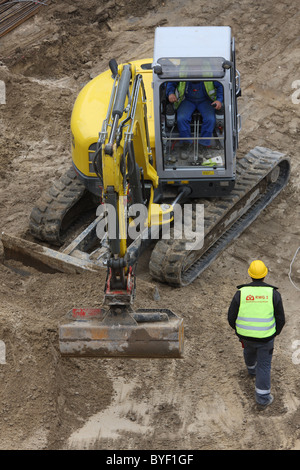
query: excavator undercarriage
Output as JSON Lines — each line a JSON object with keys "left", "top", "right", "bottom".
{"left": 2, "top": 148, "right": 290, "bottom": 280}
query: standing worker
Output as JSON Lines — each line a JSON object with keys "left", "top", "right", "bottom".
{"left": 228, "top": 260, "right": 285, "bottom": 408}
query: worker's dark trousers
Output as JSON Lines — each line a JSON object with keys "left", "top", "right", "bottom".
{"left": 242, "top": 338, "right": 274, "bottom": 405}
{"left": 176, "top": 98, "right": 216, "bottom": 146}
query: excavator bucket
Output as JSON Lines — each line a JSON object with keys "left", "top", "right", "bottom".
{"left": 59, "top": 306, "right": 184, "bottom": 358}
{"left": 59, "top": 265, "right": 184, "bottom": 358}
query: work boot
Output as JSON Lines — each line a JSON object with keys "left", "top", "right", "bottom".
{"left": 257, "top": 394, "right": 274, "bottom": 410}
{"left": 167, "top": 154, "right": 177, "bottom": 164}
{"left": 180, "top": 143, "right": 193, "bottom": 160}
{"left": 200, "top": 145, "right": 211, "bottom": 159}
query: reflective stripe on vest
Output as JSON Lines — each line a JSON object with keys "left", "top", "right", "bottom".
{"left": 204, "top": 81, "right": 217, "bottom": 101}
{"left": 174, "top": 81, "right": 217, "bottom": 109}
{"left": 236, "top": 286, "right": 276, "bottom": 338}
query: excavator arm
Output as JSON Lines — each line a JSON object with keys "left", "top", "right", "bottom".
{"left": 58, "top": 60, "right": 184, "bottom": 358}
{"left": 96, "top": 60, "right": 157, "bottom": 306}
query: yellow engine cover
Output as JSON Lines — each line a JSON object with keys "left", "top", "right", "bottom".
{"left": 70, "top": 58, "right": 155, "bottom": 180}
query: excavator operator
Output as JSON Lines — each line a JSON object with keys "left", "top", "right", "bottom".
{"left": 166, "top": 80, "right": 223, "bottom": 160}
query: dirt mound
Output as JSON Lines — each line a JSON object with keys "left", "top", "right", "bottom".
{"left": 0, "top": 0, "right": 300, "bottom": 450}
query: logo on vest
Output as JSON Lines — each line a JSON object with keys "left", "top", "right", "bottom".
{"left": 245, "top": 294, "right": 269, "bottom": 302}
{"left": 246, "top": 295, "right": 255, "bottom": 301}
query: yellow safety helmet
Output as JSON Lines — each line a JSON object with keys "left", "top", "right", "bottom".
{"left": 248, "top": 260, "right": 268, "bottom": 279}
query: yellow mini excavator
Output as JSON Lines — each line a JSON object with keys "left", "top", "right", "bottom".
{"left": 1, "top": 27, "right": 290, "bottom": 358}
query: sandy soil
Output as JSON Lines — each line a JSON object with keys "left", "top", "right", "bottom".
{"left": 0, "top": 0, "right": 300, "bottom": 450}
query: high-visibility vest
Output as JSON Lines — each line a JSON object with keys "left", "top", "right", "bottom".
{"left": 174, "top": 81, "right": 217, "bottom": 109}
{"left": 235, "top": 286, "right": 276, "bottom": 339}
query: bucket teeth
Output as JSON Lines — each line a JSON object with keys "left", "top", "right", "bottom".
{"left": 59, "top": 307, "right": 184, "bottom": 358}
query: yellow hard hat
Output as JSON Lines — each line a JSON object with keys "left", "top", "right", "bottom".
{"left": 248, "top": 260, "right": 268, "bottom": 279}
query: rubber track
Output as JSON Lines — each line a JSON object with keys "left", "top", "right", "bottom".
{"left": 29, "top": 167, "right": 88, "bottom": 246}
{"left": 149, "top": 147, "right": 290, "bottom": 286}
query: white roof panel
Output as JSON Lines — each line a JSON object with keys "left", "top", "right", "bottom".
{"left": 153, "top": 26, "right": 231, "bottom": 62}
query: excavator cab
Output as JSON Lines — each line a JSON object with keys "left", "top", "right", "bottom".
{"left": 152, "top": 26, "right": 241, "bottom": 198}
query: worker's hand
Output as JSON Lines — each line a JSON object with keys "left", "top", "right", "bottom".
{"left": 168, "top": 93, "right": 177, "bottom": 103}
{"left": 212, "top": 100, "right": 222, "bottom": 110}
